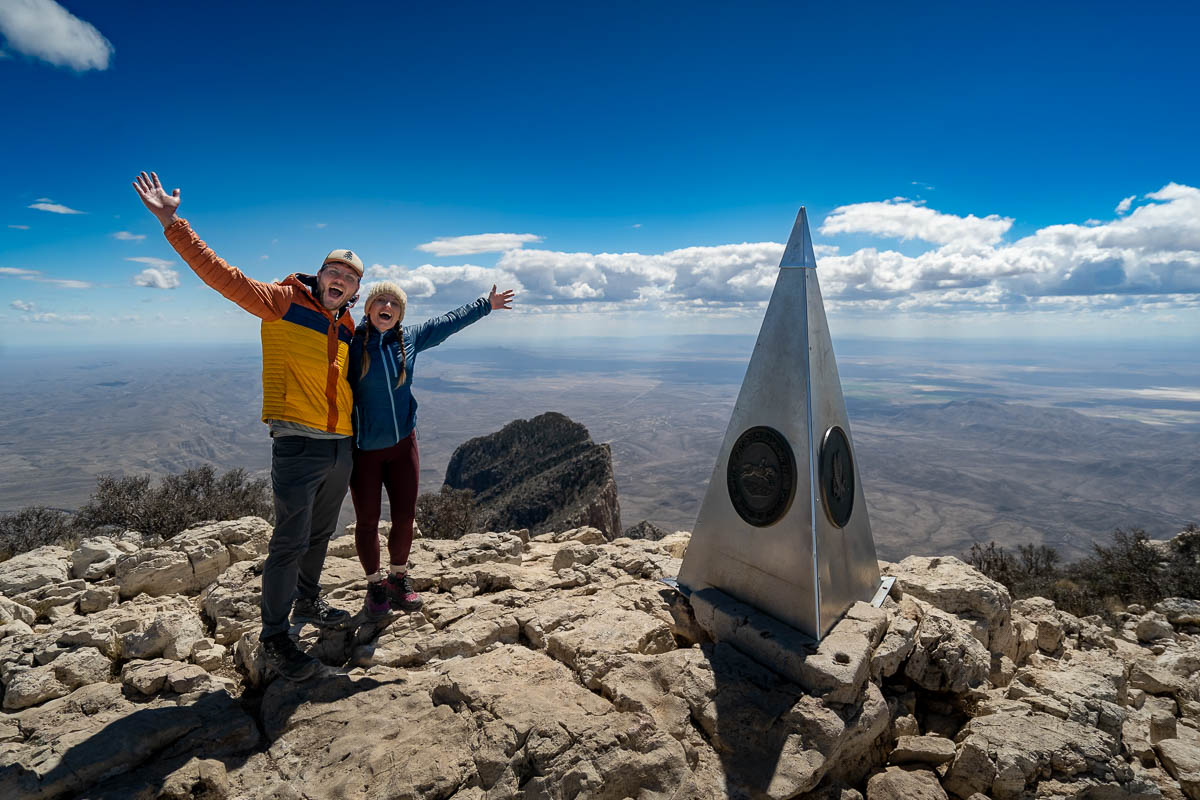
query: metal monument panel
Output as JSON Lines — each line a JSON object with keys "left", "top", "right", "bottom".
{"left": 677, "top": 208, "right": 881, "bottom": 640}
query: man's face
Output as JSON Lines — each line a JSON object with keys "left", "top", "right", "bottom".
{"left": 317, "top": 263, "right": 360, "bottom": 311}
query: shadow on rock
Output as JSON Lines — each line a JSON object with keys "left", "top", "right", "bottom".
{"left": 258, "top": 670, "right": 408, "bottom": 741}
{"left": 3, "top": 612, "right": 409, "bottom": 800}
{"left": 683, "top": 588, "right": 891, "bottom": 799}
{"left": 2, "top": 687, "right": 257, "bottom": 800}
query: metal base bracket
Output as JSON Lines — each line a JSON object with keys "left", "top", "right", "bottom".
{"left": 870, "top": 576, "right": 896, "bottom": 608}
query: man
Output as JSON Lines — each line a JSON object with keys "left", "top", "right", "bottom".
{"left": 134, "top": 171, "right": 357, "bottom": 681}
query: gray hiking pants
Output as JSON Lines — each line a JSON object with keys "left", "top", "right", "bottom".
{"left": 260, "top": 435, "right": 353, "bottom": 639}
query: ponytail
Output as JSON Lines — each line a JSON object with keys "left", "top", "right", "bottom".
{"left": 359, "top": 326, "right": 372, "bottom": 382}
{"left": 395, "top": 333, "right": 407, "bottom": 389}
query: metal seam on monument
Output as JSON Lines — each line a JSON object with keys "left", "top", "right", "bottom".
{"left": 803, "top": 271, "right": 821, "bottom": 635}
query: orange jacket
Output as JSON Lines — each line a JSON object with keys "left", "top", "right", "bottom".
{"left": 164, "top": 219, "right": 355, "bottom": 434}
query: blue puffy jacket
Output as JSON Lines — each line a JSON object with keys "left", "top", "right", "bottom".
{"left": 348, "top": 298, "right": 491, "bottom": 450}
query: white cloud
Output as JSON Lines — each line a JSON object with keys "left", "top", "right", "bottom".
{"left": 112, "top": 231, "right": 145, "bottom": 241}
{"left": 40, "top": 278, "right": 93, "bottom": 288}
{"left": 0, "top": 266, "right": 93, "bottom": 287}
{"left": 133, "top": 267, "right": 180, "bottom": 289}
{"left": 27, "top": 311, "right": 93, "bottom": 323}
{"left": 126, "top": 256, "right": 173, "bottom": 269}
{"left": 11, "top": 299, "right": 34, "bottom": 311}
{"left": 1116, "top": 195, "right": 1135, "bottom": 215}
{"left": 820, "top": 197, "right": 1013, "bottom": 246}
{"left": 314, "top": 222, "right": 327, "bottom": 229}
{"left": 0, "top": 0, "right": 113, "bottom": 71}
{"left": 8, "top": 224, "right": 30, "bottom": 230}
{"left": 813, "top": 183, "right": 1200, "bottom": 312}
{"left": 362, "top": 184, "right": 1200, "bottom": 321}
{"left": 417, "top": 233, "right": 543, "bottom": 256}
{"left": 365, "top": 263, "right": 523, "bottom": 301}
{"left": 28, "top": 200, "right": 84, "bottom": 214}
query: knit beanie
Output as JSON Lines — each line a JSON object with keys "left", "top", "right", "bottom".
{"left": 363, "top": 281, "right": 408, "bottom": 321}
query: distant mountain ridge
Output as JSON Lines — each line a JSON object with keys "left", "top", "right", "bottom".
{"left": 443, "top": 411, "right": 622, "bottom": 539}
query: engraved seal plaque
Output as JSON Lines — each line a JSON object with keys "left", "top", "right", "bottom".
{"left": 819, "top": 425, "right": 854, "bottom": 528}
{"left": 727, "top": 426, "right": 796, "bottom": 527}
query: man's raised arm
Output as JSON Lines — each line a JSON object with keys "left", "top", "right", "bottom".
{"left": 133, "top": 171, "right": 288, "bottom": 320}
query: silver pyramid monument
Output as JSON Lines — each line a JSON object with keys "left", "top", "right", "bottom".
{"left": 677, "top": 207, "right": 881, "bottom": 641}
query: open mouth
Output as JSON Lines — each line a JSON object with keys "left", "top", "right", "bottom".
{"left": 378, "top": 310, "right": 393, "bottom": 321}
{"left": 326, "top": 287, "right": 344, "bottom": 301}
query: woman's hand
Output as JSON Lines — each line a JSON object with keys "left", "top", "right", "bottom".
{"left": 132, "top": 171, "right": 181, "bottom": 228}
{"left": 489, "top": 284, "right": 515, "bottom": 310}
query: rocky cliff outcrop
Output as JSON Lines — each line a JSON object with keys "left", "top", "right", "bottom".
{"left": 443, "top": 411, "right": 622, "bottom": 539}
{"left": 1, "top": 521, "right": 1198, "bottom": 799}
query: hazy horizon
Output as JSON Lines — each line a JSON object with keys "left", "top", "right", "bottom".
{"left": 3, "top": 335, "right": 1197, "bottom": 563}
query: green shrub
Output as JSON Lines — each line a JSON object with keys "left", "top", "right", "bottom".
{"left": 966, "top": 525, "right": 1199, "bottom": 620}
{"left": 1075, "top": 528, "right": 1166, "bottom": 609}
{"left": 74, "top": 466, "right": 273, "bottom": 540}
{"left": 1165, "top": 524, "right": 1200, "bottom": 598}
{"left": 415, "top": 486, "right": 476, "bottom": 540}
{"left": 0, "top": 506, "right": 77, "bottom": 562}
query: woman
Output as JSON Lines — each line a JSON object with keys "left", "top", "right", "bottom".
{"left": 349, "top": 280, "right": 515, "bottom": 619}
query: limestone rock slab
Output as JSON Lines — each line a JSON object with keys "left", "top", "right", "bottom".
{"left": 888, "top": 555, "right": 1012, "bottom": 654}
{"left": 1139, "top": 611, "right": 1178, "bottom": 643}
{"left": 1157, "top": 737, "right": 1200, "bottom": 800}
{"left": 889, "top": 735, "right": 956, "bottom": 766}
{"left": 1156, "top": 598, "right": 1200, "bottom": 628}
{"left": 69, "top": 537, "right": 136, "bottom": 581}
{"left": 866, "top": 766, "right": 948, "bottom": 800}
{"left": 944, "top": 708, "right": 1133, "bottom": 800}
{"left": 0, "top": 546, "right": 70, "bottom": 595}
{"left": 114, "top": 548, "right": 194, "bottom": 598}
{"left": 0, "top": 682, "right": 258, "bottom": 799}
{"left": 904, "top": 604, "right": 990, "bottom": 693}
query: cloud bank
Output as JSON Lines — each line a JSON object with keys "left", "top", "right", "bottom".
{"left": 367, "top": 184, "right": 1200, "bottom": 319}
{"left": 0, "top": 0, "right": 113, "bottom": 71}
{"left": 417, "top": 233, "right": 543, "bottom": 256}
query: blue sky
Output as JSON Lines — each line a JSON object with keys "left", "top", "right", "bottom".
{"left": 2, "top": 0, "right": 1198, "bottom": 348}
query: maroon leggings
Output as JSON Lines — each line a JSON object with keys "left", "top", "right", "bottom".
{"left": 349, "top": 433, "right": 419, "bottom": 575}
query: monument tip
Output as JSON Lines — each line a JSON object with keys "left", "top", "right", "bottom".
{"left": 779, "top": 206, "right": 818, "bottom": 269}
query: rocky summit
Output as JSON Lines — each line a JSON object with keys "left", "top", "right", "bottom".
{"left": 443, "top": 412, "right": 623, "bottom": 539}
{"left": 0, "top": 520, "right": 1198, "bottom": 799}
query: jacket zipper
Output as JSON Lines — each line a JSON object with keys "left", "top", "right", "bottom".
{"left": 378, "top": 338, "right": 401, "bottom": 445}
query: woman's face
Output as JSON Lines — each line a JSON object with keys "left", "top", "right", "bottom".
{"left": 367, "top": 294, "right": 403, "bottom": 331}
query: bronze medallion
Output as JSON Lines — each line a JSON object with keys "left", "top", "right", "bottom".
{"left": 727, "top": 426, "right": 796, "bottom": 527}
{"left": 819, "top": 426, "right": 854, "bottom": 528}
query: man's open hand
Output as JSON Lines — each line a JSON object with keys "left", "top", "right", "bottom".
{"left": 132, "top": 171, "right": 181, "bottom": 228}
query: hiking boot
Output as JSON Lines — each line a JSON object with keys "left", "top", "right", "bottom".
{"left": 384, "top": 572, "right": 423, "bottom": 611}
{"left": 291, "top": 595, "right": 351, "bottom": 629}
{"left": 259, "top": 632, "right": 320, "bottom": 681}
{"left": 363, "top": 580, "right": 390, "bottom": 621}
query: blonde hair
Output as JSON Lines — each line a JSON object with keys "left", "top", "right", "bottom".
{"left": 360, "top": 281, "right": 408, "bottom": 389}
